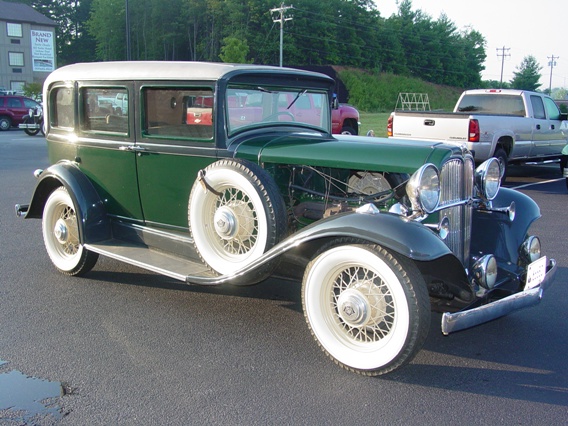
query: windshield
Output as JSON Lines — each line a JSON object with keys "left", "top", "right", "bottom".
{"left": 226, "top": 85, "right": 330, "bottom": 135}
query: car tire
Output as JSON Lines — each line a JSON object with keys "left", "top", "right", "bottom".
{"left": 340, "top": 126, "right": 357, "bottom": 135}
{"left": 0, "top": 116, "right": 11, "bottom": 131}
{"left": 302, "top": 239, "right": 430, "bottom": 376}
{"left": 24, "top": 117, "right": 40, "bottom": 136}
{"left": 42, "top": 187, "right": 99, "bottom": 276}
{"left": 188, "top": 159, "right": 287, "bottom": 275}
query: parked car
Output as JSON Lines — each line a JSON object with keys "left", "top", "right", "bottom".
{"left": 0, "top": 95, "right": 41, "bottom": 130}
{"left": 388, "top": 89, "right": 568, "bottom": 179}
{"left": 16, "top": 62, "right": 556, "bottom": 376}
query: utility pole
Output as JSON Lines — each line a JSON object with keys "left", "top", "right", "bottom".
{"left": 270, "top": 4, "right": 293, "bottom": 67}
{"left": 125, "top": 0, "right": 131, "bottom": 60}
{"left": 548, "top": 54, "right": 558, "bottom": 94}
{"left": 496, "top": 46, "right": 510, "bottom": 88}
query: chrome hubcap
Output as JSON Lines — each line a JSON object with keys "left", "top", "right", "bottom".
{"left": 337, "top": 280, "right": 387, "bottom": 328}
{"left": 214, "top": 206, "right": 237, "bottom": 240}
{"left": 54, "top": 218, "right": 69, "bottom": 244}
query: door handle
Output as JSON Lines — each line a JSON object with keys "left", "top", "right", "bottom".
{"left": 119, "top": 145, "right": 146, "bottom": 152}
{"left": 536, "top": 124, "right": 541, "bottom": 130}
{"left": 551, "top": 124, "right": 555, "bottom": 130}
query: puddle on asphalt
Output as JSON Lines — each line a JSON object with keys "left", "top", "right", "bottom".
{"left": 0, "top": 359, "right": 64, "bottom": 423}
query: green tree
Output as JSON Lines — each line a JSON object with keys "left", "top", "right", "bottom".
{"left": 510, "top": 55, "right": 542, "bottom": 91}
{"left": 219, "top": 37, "right": 251, "bottom": 63}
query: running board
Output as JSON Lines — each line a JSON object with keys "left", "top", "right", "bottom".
{"left": 85, "top": 240, "right": 215, "bottom": 282}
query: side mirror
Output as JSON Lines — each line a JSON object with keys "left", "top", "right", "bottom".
{"left": 331, "top": 97, "right": 338, "bottom": 110}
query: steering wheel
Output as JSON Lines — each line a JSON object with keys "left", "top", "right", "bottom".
{"left": 262, "top": 111, "right": 295, "bottom": 122}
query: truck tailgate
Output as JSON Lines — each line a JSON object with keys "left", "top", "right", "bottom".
{"left": 391, "top": 112, "right": 471, "bottom": 143}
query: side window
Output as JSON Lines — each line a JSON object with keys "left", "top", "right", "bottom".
{"left": 143, "top": 87, "right": 213, "bottom": 140}
{"left": 81, "top": 87, "right": 129, "bottom": 134}
{"left": 544, "top": 97, "right": 561, "bottom": 120}
{"left": 530, "top": 95, "right": 546, "bottom": 119}
{"left": 50, "top": 87, "right": 75, "bottom": 129}
{"left": 7, "top": 98, "right": 21, "bottom": 108}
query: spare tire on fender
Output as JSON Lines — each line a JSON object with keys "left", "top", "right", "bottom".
{"left": 188, "top": 158, "right": 287, "bottom": 276}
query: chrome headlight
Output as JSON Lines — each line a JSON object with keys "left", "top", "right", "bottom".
{"left": 406, "top": 164, "right": 440, "bottom": 214}
{"left": 472, "top": 254, "right": 498, "bottom": 289}
{"left": 520, "top": 236, "right": 541, "bottom": 264}
{"left": 475, "top": 158, "right": 501, "bottom": 201}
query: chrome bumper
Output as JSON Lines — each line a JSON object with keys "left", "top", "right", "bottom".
{"left": 441, "top": 258, "right": 557, "bottom": 335}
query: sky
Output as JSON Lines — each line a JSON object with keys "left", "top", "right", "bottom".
{"left": 373, "top": 0, "right": 567, "bottom": 91}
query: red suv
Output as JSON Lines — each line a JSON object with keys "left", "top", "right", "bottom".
{"left": 0, "top": 96, "right": 41, "bottom": 131}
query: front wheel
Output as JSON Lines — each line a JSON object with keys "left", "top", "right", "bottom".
{"left": 42, "top": 187, "right": 98, "bottom": 276}
{"left": 302, "top": 241, "right": 430, "bottom": 376}
{"left": 24, "top": 117, "right": 40, "bottom": 136}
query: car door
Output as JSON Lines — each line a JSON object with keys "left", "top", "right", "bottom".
{"left": 73, "top": 83, "right": 144, "bottom": 221}
{"left": 542, "top": 96, "right": 567, "bottom": 156}
{"left": 134, "top": 84, "right": 218, "bottom": 228}
{"left": 530, "top": 94, "right": 562, "bottom": 157}
{"left": 7, "top": 96, "right": 28, "bottom": 124}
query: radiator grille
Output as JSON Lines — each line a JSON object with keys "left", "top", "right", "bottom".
{"left": 438, "top": 158, "right": 474, "bottom": 265}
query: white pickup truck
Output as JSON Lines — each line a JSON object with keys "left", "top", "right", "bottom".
{"left": 388, "top": 89, "right": 568, "bottom": 177}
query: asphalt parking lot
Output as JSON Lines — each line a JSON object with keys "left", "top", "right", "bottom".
{"left": 1, "top": 129, "right": 566, "bottom": 425}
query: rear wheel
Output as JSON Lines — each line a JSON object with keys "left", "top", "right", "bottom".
{"left": 0, "top": 116, "right": 11, "bottom": 131}
{"left": 42, "top": 187, "right": 98, "bottom": 276}
{"left": 302, "top": 240, "right": 430, "bottom": 376}
{"left": 493, "top": 147, "right": 508, "bottom": 183}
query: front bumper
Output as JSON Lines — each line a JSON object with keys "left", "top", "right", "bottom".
{"left": 441, "top": 258, "right": 557, "bottom": 334}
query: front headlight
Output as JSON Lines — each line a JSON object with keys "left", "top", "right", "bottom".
{"left": 475, "top": 158, "right": 501, "bottom": 200}
{"left": 406, "top": 164, "right": 440, "bottom": 214}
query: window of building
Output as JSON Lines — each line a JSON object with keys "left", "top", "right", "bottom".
{"left": 8, "top": 52, "right": 24, "bottom": 67}
{"left": 7, "top": 23, "right": 22, "bottom": 38}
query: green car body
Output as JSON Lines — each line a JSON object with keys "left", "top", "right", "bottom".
{"left": 16, "top": 62, "right": 557, "bottom": 376}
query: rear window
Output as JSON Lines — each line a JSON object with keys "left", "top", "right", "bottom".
{"left": 457, "top": 94, "right": 526, "bottom": 116}
{"left": 49, "top": 87, "right": 75, "bottom": 129}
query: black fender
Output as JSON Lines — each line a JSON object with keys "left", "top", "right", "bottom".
{"left": 190, "top": 209, "right": 458, "bottom": 286}
{"left": 472, "top": 187, "right": 540, "bottom": 265}
{"left": 24, "top": 161, "right": 111, "bottom": 244}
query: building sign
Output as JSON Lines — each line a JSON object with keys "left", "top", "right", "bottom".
{"left": 31, "top": 30, "right": 55, "bottom": 72}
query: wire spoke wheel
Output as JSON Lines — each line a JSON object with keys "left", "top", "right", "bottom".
{"left": 42, "top": 187, "right": 98, "bottom": 276}
{"left": 302, "top": 241, "right": 430, "bottom": 376}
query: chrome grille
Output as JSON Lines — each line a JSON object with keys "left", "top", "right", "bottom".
{"left": 438, "top": 157, "right": 474, "bottom": 265}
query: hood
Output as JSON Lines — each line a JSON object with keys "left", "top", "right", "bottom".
{"left": 232, "top": 132, "right": 457, "bottom": 174}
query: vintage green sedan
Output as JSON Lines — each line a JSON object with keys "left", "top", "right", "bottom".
{"left": 16, "top": 62, "right": 556, "bottom": 376}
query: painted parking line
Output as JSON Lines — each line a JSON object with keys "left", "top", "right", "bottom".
{"left": 509, "top": 178, "right": 564, "bottom": 190}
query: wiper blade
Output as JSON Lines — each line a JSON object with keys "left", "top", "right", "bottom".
{"left": 288, "top": 89, "right": 307, "bottom": 110}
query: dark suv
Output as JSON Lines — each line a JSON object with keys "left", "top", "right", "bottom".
{"left": 0, "top": 95, "right": 40, "bottom": 130}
